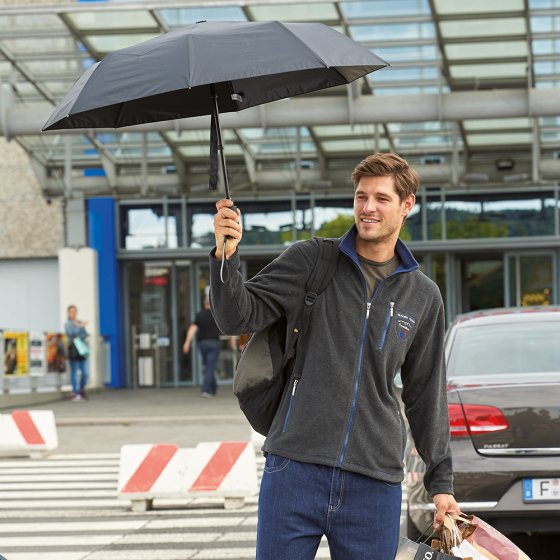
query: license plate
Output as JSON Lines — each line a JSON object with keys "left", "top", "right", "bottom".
{"left": 523, "top": 478, "right": 560, "bottom": 502}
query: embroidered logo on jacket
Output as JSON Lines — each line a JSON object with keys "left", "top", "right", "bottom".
{"left": 395, "top": 312, "right": 416, "bottom": 340}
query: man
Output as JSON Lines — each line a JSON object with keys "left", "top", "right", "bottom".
{"left": 183, "top": 296, "right": 222, "bottom": 398}
{"left": 210, "top": 153, "right": 459, "bottom": 559}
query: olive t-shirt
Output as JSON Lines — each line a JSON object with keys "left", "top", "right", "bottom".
{"left": 358, "top": 253, "right": 400, "bottom": 299}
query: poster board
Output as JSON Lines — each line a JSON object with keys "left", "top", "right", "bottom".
{"left": 46, "top": 333, "right": 67, "bottom": 374}
{"left": 3, "top": 331, "right": 29, "bottom": 376}
{"left": 29, "top": 332, "right": 46, "bottom": 376}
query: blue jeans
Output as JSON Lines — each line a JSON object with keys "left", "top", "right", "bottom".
{"left": 257, "top": 454, "right": 402, "bottom": 560}
{"left": 198, "top": 339, "right": 221, "bottom": 395}
{"left": 69, "top": 359, "right": 89, "bottom": 394}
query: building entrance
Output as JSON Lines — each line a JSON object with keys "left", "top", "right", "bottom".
{"left": 124, "top": 260, "right": 193, "bottom": 387}
{"left": 460, "top": 255, "right": 504, "bottom": 312}
{"left": 123, "top": 259, "right": 243, "bottom": 388}
{"left": 505, "top": 252, "right": 555, "bottom": 307}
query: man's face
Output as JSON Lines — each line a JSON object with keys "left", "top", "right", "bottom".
{"left": 353, "top": 175, "right": 415, "bottom": 245}
{"left": 68, "top": 307, "right": 77, "bottom": 321}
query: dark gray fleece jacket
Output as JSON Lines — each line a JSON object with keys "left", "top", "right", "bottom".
{"left": 210, "top": 226, "right": 453, "bottom": 496}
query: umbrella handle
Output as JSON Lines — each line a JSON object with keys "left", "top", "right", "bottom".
{"left": 210, "top": 86, "right": 239, "bottom": 282}
{"left": 210, "top": 85, "right": 231, "bottom": 201}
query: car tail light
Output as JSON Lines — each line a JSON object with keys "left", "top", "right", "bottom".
{"left": 448, "top": 403, "right": 510, "bottom": 437}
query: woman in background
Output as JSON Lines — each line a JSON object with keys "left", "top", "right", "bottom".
{"left": 65, "top": 305, "right": 89, "bottom": 401}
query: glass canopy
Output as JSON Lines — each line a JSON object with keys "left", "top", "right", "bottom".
{"left": 1, "top": 0, "right": 557, "bottom": 197}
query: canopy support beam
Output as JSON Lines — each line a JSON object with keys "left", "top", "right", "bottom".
{"left": 16, "top": 87, "right": 560, "bottom": 138}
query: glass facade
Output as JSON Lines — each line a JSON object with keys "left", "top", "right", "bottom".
{"left": 443, "top": 192, "right": 555, "bottom": 239}
{"left": 118, "top": 189, "right": 560, "bottom": 387}
{"left": 119, "top": 188, "right": 560, "bottom": 249}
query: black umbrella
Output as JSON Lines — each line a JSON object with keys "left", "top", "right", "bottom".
{"left": 43, "top": 20, "right": 388, "bottom": 199}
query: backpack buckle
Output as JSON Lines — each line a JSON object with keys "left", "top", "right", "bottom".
{"left": 304, "top": 291, "right": 317, "bottom": 306}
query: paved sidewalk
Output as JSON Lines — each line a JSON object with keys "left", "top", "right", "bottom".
{"left": 2, "top": 387, "right": 252, "bottom": 454}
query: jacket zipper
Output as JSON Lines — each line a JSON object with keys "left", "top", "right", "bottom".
{"left": 337, "top": 257, "right": 402, "bottom": 466}
{"left": 337, "top": 300, "right": 371, "bottom": 465}
{"left": 282, "top": 378, "right": 299, "bottom": 433}
{"left": 378, "top": 301, "right": 395, "bottom": 351}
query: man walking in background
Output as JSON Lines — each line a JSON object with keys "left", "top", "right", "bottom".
{"left": 209, "top": 153, "right": 459, "bottom": 559}
{"left": 183, "top": 296, "right": 222, "bottom": 398}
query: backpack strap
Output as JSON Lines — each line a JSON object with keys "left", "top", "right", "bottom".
{"left": 286, "top": 238, "right": 339, "bottom": 363}
{"left": 304, "top": 238, "right": 339, "bottom": 306}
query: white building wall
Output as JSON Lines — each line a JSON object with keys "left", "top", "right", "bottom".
{"left": 0, "top": 258, "right": 59, "bottom": 331}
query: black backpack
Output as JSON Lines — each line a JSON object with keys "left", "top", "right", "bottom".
{"left": 233, "top": 238, "right": 340, "bottom": 436}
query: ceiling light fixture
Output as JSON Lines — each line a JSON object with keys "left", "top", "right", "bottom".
{"left": 495, "top": 158, "right": 514, "bottom": 171}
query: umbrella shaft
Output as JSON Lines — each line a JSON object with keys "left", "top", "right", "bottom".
{"left": 210, "top": 85, "right": 231, "bottom": 200}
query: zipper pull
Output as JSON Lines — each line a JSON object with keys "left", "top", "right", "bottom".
{"left": 292, "top": 378, "right": 299, "bottom": 396}
{"left": 390, "top": 301, "right": 394, "bottom": 317}
{"left": 366, "top": 302, "right": 371, "bottom": 319}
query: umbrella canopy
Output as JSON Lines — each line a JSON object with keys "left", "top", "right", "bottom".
{"left": 42, "top": 20, "right": 388, "bottom": 131}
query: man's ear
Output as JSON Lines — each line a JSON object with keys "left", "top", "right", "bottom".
{"left": 402, "top": 193, "right": 416, "bottom": 218}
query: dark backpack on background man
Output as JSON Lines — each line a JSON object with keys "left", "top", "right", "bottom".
{"left": 233, "top": 238, "right": 340, "bottom": 436}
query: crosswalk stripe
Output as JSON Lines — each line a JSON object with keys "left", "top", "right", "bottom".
{"left": 0, "top": 474, "right": 116, "bottom": 481}
{"left": 0, "top": 498, "right": 123, "bottom": 509}
{"left": 0, "top": 489, "right": 116, "bottom": 498}
{"left": 0, "top": 481, "right": 115, "bottom": 490}
{"left": 0, "top": 534, "right": 120, "bottom": 547}
{"left": 0, "top": 467, "right": 117, "bottom": 474}
{"left": 1, "top": 553, "right": 89, "bottom": 560}
{"left": 144, "top": 516, "right": 255, "bottom": 529}
{"left": 0, "top": 520, "right": 147, "bottom": 533}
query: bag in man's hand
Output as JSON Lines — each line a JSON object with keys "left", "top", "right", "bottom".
{"left": 454, "top": 515, "right": 531, "bottom": 560}
{"left": 436, "top": 514, "right": 531, "bottom": 560}
{"left": 396, "top": 537, "right": 462, "bottom": 560}
{"left": 233, "top": 238, "right": 339, "bottom": 436}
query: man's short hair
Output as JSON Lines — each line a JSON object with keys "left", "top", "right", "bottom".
{"left": 351, "top": 153, "right": 420, "bottom": 202}
{"left": 67, "top": 305, "right": 77, "bottom": 313}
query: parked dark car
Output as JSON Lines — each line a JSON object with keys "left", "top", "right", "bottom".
{"left": 405, "top": 306, "right": 560, "bottom": 538}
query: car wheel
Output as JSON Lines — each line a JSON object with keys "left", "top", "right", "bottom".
{"left": 406, "top": 509, "right": 425, "bottom": 542}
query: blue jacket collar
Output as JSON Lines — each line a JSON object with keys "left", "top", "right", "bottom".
{"left": 339, "top": 225, "right": 419, "bottom": 274}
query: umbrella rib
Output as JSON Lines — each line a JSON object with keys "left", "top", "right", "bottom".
{"left": 114, "top": 101, "right": 125, "bottom": 128}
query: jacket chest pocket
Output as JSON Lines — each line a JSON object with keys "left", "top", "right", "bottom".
{"left": 376, "top": 303, "right": 416, "bottom": 352}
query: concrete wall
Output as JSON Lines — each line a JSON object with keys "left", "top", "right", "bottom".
{"left": 0, "top": 138, "right": 62, "bottom": 258}
{"left": 0, "top": 258, "right": 59, "bottom": 331}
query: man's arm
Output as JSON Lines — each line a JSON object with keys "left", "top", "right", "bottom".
{"left": 182, "top": 324, "right": 198, "bottom": 354}
{"left": 209, "top": 199, "right": 315, "bottom": 337}
{"left": 400, "top": 291, "right": 456, "bottom": 526}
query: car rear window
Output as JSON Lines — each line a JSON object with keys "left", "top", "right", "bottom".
{"left": 448, "top": 320, "right": 560, "bottom": 376}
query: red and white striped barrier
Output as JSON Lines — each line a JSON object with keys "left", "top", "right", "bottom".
{"left": 118, "top": 441, "right": 258, "bottom": 511}
{"left": 0, "top": 410, "right": 58, "bottom": 457}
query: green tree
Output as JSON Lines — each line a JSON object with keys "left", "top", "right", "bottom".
{"left": 399, "top": 222, "right": 412, "bottom": 241}
{"left": 316, "top": 214, "right": 355, "bottom": 238}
